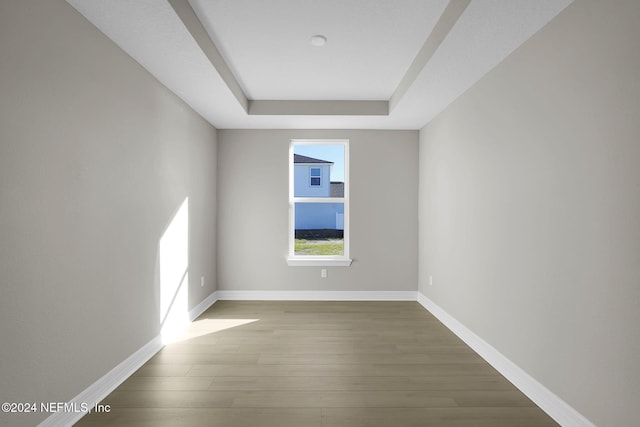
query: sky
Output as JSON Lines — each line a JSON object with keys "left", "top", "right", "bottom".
{"left": 294, "top": 144, "right": 345, "bottom": 182}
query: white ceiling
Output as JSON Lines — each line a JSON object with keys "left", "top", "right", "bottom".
{"left": 66, "top": 0, "right": 573, "bottom": 130}
{"left": 191, "top": 0, "right": 448, "bottom": 101}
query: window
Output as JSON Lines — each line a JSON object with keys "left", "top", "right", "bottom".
{"left": 288, "top": 140, "right": 351, "bottom": 266}
{"left": 310, "top": 168, "right": 321, "bottom": 186}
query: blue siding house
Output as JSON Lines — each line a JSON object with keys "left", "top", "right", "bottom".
{"left": 294, "top": 154, "right": 344, "bottom": 232}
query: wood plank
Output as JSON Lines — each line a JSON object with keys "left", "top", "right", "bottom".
{"left": 321, "top": 407, "right": 558, "bottom": 427}
{"left": 76, "top": 408, "right": 321, "bottom": 427}
{"left": 206, "top": 375, "right": 515, "bottom": 392}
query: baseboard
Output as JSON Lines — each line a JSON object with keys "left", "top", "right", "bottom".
{"left": 416, "top": 292, "right": 595, "bottom": 427}
{"left": 38, "top": 335, "right": 163, "bottom": 427}
{"left": 215, "top": 290, "right": 418, "bottom": 301}
{"left": 189, "top": 290, "right": 219, "bottom": 321}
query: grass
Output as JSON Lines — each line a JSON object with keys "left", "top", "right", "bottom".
{"left": 295, "top": 239, "right": 344, "bottom": 256}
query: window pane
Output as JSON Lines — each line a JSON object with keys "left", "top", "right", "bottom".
{"left": 294, "top": 202, "right": 344, "bottom": 256}
{"left": 293, "top": 144, "right": 344, "bottom": 198}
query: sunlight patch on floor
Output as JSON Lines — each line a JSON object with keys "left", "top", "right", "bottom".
{"left": 163, "top": 318, "right": 260, "bottom": 344}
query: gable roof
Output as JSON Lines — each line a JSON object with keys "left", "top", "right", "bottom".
{"left": 293, "top": 154, "right": 333, "bottom": 164}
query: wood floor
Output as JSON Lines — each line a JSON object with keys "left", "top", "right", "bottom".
{"left": 76, "top": 301, "right": 558, "bottom": 426}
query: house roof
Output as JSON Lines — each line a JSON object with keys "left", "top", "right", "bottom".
{"left": 330, "top": 182, "right": 344, "bottom": 198}
{"left": 294, "top": 154, "right": 333, "bottom": 164}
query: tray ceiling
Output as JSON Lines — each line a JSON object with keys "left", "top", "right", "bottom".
{"left": 66, "top": 0, "right": 573, "bottom": 129}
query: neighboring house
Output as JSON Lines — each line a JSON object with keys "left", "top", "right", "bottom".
{"left": 293, "top": 154, "right": 344, "bottom": 232}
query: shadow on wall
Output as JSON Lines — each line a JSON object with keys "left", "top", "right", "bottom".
{"left": 157, "top": 197, "right": 190, "bottom": 344}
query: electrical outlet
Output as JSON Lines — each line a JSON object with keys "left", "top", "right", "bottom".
{"left": 429, "top": 275, "right": 433, "bottom": 286}
{"left": 201, "top": 276, "right": 205, "bottom": 287}
{"left": 321, "top": 269, "right": 327, "bottom": 279}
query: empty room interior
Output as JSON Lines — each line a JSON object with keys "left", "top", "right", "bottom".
{"left": 1, "top": 0, "right": 638, "bottom": 426}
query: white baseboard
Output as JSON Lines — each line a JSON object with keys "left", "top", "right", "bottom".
{"left": 189, "top": 290, "right": 219, "bottom": 321}
{"left": 38, "top": 335, "right": 163, "bottom": 427}
{"left": 215, "top": 290, "right": 418, "bottom": 301}
{"left": 416, "top": 292, "right": 595, "bottom": 427}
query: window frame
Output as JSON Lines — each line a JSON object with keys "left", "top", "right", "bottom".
{"left": 287, "top": 139, "right": 352, "bottom": 267}
{"left": 309, "top": 167, "right": 321, "bottom": 187}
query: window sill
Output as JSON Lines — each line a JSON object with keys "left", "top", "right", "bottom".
{"left": 287, "top": 257, "right": 353, "bottom": 267}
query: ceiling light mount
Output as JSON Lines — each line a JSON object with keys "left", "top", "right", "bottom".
{"left": 310, "top": 35, "right": 327, "bottom": 47}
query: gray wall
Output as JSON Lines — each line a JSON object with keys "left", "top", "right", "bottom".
{"left": 0, "top": 1, "right": 217, "bottom": 425}
{"left": 217, "top": 130, "right": 418, "bottom": 292}
{"left": 418, "top": 1, "right": 640, "bottom": 425}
